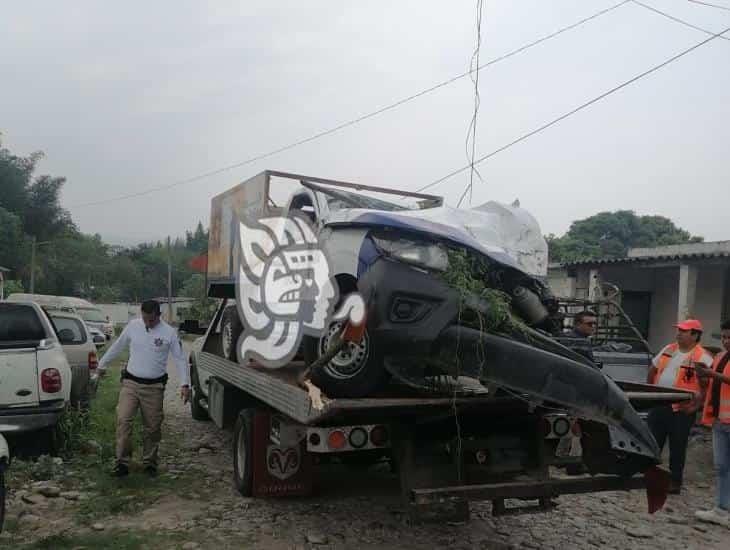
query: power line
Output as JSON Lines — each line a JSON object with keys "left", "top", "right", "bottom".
{"left": 633, "top": 0, "right": 730, "bottom": 40}
{"left": 687, "top": 0, "right": 730, "bottom": 12}
{"left": 417, "top": 25, "right": 730, "bottom": 194}
{"left": 462, "top": 0, "right": 486, "bottom": 208}
{"left": 69, "top": 0, "right": 630, "bottom": 209}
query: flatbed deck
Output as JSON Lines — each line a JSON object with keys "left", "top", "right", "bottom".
{"left": 198, "top": 352, "right": 690, "bottom": 425}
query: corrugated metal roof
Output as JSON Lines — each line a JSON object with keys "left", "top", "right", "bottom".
{"left": 563, "top": 250, "right": 730, "bottom": 267}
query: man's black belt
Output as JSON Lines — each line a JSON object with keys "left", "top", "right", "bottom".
{"left": 121, "top": 369, "right": 168, "bottom": 386}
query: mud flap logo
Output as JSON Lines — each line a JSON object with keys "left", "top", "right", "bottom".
{"left": 235, "top": 213, "right": 365, "bottom": 367}
{"left": 266, "top": 446, "right": 300, "bottom": 480}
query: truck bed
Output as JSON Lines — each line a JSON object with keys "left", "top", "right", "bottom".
{"left": 198, "top": 352, "right": 691, "bottom": 426}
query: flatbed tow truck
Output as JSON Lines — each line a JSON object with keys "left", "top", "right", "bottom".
{"left": 189, "top": 171, "right": 692, "bottom": 521}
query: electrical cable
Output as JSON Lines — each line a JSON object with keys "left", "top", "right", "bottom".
{"left": 416, "top": 24, "right": 730, "bottom": 195}
{"left": 68, "top": 1, "right": 631, "bottom": 209}
{"left": 633, "top": 0, "right": 730, "bottom": 39}
{"left": 462, "top": 0, "right": 486, "bottom": 209}
{"left": 687, "top": 0, "right": 730, "bottom": 12}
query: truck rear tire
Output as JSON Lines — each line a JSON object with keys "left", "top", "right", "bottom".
{"left": 190, "top": 364, "right": 210, "bottom": 422}
{"left": 221, "top": 306, "right": 243, "bottom": 363}
{"left": 233, "top": 410, "right": 254, "bottom": 497}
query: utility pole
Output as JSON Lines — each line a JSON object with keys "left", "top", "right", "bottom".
{"left": 167, "top": 236, "right": 173, "bottom": 323}
{"left": 30, "top": 236, "right": 36, "bottom": 295}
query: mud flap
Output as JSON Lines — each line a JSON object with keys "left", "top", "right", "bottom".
{"left": 644, "top": 466, "right": 670, "bottom": 514}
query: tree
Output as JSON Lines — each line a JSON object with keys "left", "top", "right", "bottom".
{"left": 179, "top": 274, "right": 216, "bottom": 322}
{"left": 548, "top": 210, "right": 703, "bottom": 263}
{"left": 23, "top": 175, "right": 76, "bottom": 241}
{"left": 0, "top": 206, "right": 28, "bottom": 271}
{"left": 1, "top": 279, "right": 24, "bottom": 299}
{"left": 185, "top": 221, "right": 208, "bottom": 253}
{"left": 0, "top": 137, "right": 40, "bottom": 215}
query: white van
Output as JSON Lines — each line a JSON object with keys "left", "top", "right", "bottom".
{"left": 6, "top": 294, "right": 114, "bottom": 340}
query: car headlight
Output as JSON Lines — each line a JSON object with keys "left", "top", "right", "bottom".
{"left": 371, "top": 235, "right": 449, "bottom": 272}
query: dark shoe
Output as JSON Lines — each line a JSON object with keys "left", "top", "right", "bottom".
{"left": 144, "top": 465, "right": 158, "bottom": 478}
{"left": 669, "top": 481, "right": 682, "bottom": 495}
{"left": 112, "top": 463, "right": 129, "bottom": 478}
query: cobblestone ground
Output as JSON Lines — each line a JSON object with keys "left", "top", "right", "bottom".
{"left": 4, "top": 350, "right": 728, "bottom": 549}
{"left": 156, "top": 362, "right": 729, "bottom": 550}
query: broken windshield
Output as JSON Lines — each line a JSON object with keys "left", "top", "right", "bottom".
{"left": 318, "top": 186, "right": 409, "bottom": 212}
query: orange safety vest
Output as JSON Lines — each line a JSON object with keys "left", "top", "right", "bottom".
{"left": 701, "top": 351, "right": 730, "bottom": 426}
{"left": 651, "top": 343, "right": 707, "bottom": 411}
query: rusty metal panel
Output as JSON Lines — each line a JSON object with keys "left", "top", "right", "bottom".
{"left": 207, "top": 171, "right": 270, "bottom": 283}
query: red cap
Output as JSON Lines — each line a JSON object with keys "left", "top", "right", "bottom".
{"left": 675, "top": 319, "right": 703, "bottom": 331}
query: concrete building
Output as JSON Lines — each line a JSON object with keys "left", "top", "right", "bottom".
{"left": 98, "top": 297, "right": 196, "bottom": 326}
{"left": 549, "top": 241, "right": 730, "bottom": 353}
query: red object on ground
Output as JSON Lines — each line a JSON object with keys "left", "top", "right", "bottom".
{"left": 189, "top": 254, "right": 208, "bottom": 273}
{"left": 644, "top": 466, "right": 670, "bottom": 514}
{"left": 252, "top": 412, "right": 313, "bottom": 497}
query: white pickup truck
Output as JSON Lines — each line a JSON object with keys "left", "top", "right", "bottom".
{"left": 0, "top": 301, "right": 72, "bottom": 452}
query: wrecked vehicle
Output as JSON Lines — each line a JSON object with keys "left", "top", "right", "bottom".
{"left": 193, "top": 170, "right": 691, "bottom": 519}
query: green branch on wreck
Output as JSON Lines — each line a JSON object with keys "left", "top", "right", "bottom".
{"left": 441, "top": 248, "right": 529, "bottom": 338}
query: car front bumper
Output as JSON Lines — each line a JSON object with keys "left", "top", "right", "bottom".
{"left": 358, "top": 257, "right": 662, "bottom": 473}
{"left": 0, "top": 401, "right": 66, "bottom": 433}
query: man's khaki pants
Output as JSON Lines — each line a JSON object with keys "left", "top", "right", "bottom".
{"left": 116, "top": 379, "right": 164, "bottom": 467}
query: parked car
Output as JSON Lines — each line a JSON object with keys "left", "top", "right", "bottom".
{"left": 6, "top": 294, "right": 114, "bottom": 340}
{"left": 0, "top": 301, "right": 72, "bottom": 453}
{"left": 48, "top": 311, "right": 99, "bottom": 409}
{"left": 87, "top": 325, "right": 107, "bottom": 350}
{"left": 75, "top": 307, "right": 113, "bottom": 341}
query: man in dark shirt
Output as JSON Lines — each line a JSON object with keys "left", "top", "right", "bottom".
{"left": 563, "top": 310, "right": 598, "bottom": 363}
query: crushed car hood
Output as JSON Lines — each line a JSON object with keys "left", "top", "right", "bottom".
{"left": 323, "top": 201, "right": 548, "bottom": 278}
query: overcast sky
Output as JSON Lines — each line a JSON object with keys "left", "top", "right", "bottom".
{"left": 1, "top": 0, "right": 728, "bottom": 245}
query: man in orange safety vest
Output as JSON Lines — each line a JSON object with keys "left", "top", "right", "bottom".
{"left": 646, "top": 319, "right": 713, "bottom": 494}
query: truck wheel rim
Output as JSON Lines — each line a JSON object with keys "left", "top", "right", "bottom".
{"left": 320, "top": 322, "right": 370, "bottom": 379}
{"left": 236, "top": 425, "right": 246, "bottom": 480}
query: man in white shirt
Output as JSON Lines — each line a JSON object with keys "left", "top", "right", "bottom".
{"left": 98, "top": 300, "right": 191, "bottom": 477}
{"left": 646, "top": 319, "right": 713, "bottom": 494}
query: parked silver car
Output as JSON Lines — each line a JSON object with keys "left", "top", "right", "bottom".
{"left": 48, "top": 311, "right": 99, "bottom": 409}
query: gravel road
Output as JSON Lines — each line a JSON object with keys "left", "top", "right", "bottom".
{"left": 162, "top": 351, "right": 729, "bottom": 550}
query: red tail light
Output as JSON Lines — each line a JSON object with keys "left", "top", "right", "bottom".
{"left": 327, "top": 430, "right": 347, "bottom": 450}
{"left": 369, "top": 425, "right": 389, "bottom": 447}
{"left": 41, "top": 368, "right": 62, "bottom": 393}
{"left": 88, "top": 351, "right": 98, "bottom": 370}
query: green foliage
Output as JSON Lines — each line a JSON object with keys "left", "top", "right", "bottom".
{"left": 441, "top": 249, "right": 525, "bottom": 336}
{"left": 179, "top": 273, "right": 217, "bottom": 322}
{"left": 548, "top": 210, "right": 703, "bottom": 263}
{"left": 0, "top": 206, "right": 29, "bottom": 271}
{"left": 1, "top": 279, "right": 24, "bottom": 296}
